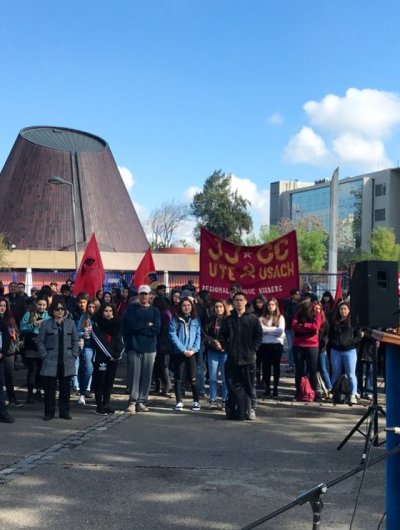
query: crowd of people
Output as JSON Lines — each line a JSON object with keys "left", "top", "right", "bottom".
{"left": 0, "top": 279, "right": 381, "bottom": 424}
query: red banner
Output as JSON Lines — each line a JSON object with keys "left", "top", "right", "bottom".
{"left": 133, "top": 247, "right": 157, "bottom": 289}
{"left": 73, "top": 233, "right": 105, "bottom": 297}
{"left": 199, "top": 228, "right": 299, "bottom": 299}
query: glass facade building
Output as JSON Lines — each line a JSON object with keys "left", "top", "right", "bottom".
{"left": 291, "top": 179, "right": 363, "bottom": 229}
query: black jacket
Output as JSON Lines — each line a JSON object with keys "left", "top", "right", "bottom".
{"left": 91, "top": 317, "right": 124, "bottom": 363}
{"left": 0, "top": 318, "right": 11, "bottom": 361}
{"left": 329, "top": 321, "right": 362, "bottom": 351}
{"left": 220, "top": 310, "right": 263, "bottom": 366}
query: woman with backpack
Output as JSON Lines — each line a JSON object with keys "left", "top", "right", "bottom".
{"left": 329, "top": 301, "right": 362, "bottom": 405}
{"left": 258, "top": 298, "right": 285, "bottom": 398}
{"left": 292, "top": 299, "right": 322, "bottom": 400}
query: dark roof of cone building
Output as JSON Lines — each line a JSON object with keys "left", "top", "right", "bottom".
{"left": 0, "top": 126, "right": 149, "bottom": 252}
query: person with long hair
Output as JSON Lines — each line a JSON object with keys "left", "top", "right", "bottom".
{"left": 329, "top": 301, "right": 362, "bottom": 405}
{"left": 91, "top": 303, "right": 124, "bottom": 415}
{"left": 76, "top": 297, "right": 100, "bottom": 405}
{"left": 203, "top": 299, "right": 231, "bottom": 409}
{"left": 320, "top": 291, "right": 335, "bottom": 322}
{"left": 20, "top": 295, "right": 51, "bottom": 403}
{"left": 292, "top": 299, "right": 322, "bottom": 399}
{"left": 0, "top": 297, "right": 22, "bottom": 406}
{"left": 37, "top": 297, "right": 80, "bottom": 420}
{"left": 314, "top": 302, "right": 332, "bottom": 393}
{"left": 0, "top": 305, "right": 13, "bottom": 423}
{"left": 168, "top": 297, "right": 201, "bottom": 411}
{"left": 259, "top": 298, "right": 285, "bottom": 398}
{"left": 251, "top": 294, "right": 267, "bottom": 386}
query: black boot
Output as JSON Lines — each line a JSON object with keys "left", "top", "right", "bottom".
{"left": 26, "top": 386, "right": 34, "bottom": 404}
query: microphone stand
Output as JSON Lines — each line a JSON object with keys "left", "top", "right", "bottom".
{"left": 240, "top": 444, "right": 400, "bottom": 530}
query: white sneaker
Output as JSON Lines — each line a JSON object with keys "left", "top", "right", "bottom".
{"left": 78, "top": 395, "right": 86, "bottom": 405}
{"left": 349, "top": 395, "right": 358, "bottom": 405}
{"left": 126, "top": 402, "right": 136, "bottom": 413}
{"left": 175, "top": 402, "right": 183, "bottom": 410}
{"left": 248, "top": 409, "right": 256, "bottom": 420}
{"left": 191, "top": 401, "right": 201, "bottom": 411}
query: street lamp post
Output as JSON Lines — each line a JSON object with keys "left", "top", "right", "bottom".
{"left": 48, "top": 176, "right": 79, "bottom": 273}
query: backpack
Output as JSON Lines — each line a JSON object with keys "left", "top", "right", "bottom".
{"left": 332, "top": 374, "right": 351, "bottom": 404}
{"left": 296, "top": 376, "right": 316, "bottom": 402}
{"left": 316, "top": 371, "right": 329, "bottom": 399}
{"left": 225, "top": 384, "right": 251, "bottom": 420}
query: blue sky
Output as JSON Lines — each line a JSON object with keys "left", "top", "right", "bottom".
{"left": 2, "top": 0, "right": 400, "bottom": 243}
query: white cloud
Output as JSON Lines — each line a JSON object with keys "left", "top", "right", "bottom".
{"left": 332, "top": 133, "right": 392, "bottom": 169}
{"left": 284, "top": 126, "right": 329, "bottom": 164}
{"left": 118, "top": 165, "right": 135, "bottom": 190}
{"left": 304, "top": 88, "right": 400, "bottom": 138}
{"left": 268, "top": 112, "right": 284, "bottom": 125}
{"left": 283, "top": 88, "right": 400, "bottom": 172}
{"left": 230, "top": 175, "right": 270, "bottom": 229}
{"left": 184, "top": 185, "right": 201, "bottom": 201}
{"left": 132, "top": 201, "right": 148, "bottom": 223}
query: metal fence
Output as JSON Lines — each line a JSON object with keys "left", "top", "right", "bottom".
{"left": 0, "top": 269, "right": 348, "bottom": 298}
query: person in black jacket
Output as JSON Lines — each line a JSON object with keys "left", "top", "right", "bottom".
{"left": 91, "top": 303, "right": 124, "bottom": 415}
{"left": 0, "top": 316, "right": 13, "bottom": 423}
{"left": 220, "top": 291, "right": 263, "bottom": 420}
{"left": 329, "top": 301, "right": 362, "bottom": 405}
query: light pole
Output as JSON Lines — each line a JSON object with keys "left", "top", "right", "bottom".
{"left": 48, "top": 176, "right": 79, "bottom": 273}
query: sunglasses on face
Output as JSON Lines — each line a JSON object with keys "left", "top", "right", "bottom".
{"left": 54, "top": 307, "right": 65, "bottom": 311}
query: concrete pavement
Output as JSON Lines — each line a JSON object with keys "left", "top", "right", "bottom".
{"left": 0, "top": 365, "right": 388, "bottom": 529}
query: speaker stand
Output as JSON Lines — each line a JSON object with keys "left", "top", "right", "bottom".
{"left": 337, "top": 355, "right": 385, "bottom": 463}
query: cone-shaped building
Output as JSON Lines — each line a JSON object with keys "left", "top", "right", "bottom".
{"left": 0, "top": 126, "right": 148, "bottom": 252}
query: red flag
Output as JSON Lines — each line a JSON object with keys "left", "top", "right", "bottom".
{"left": 333, "top": 276, "right": 343, "bottom": 306}
{"left": 133, "top": 248, "right": 157, "bottom": 289}
{"left": 73, "top": 233, "right": 105, "bottom": 297}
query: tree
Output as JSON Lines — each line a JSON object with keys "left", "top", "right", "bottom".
{"left": 191, "top": 170, "right": 252, "bottom": 243}
{"left": 244, "top": 225, "right": 280, "bottom": 246}
{"left": 146, "top": 201, "right": 189, "bottom": 249}
{"left": 369, "top": 227, "right": 400, "bottom": 261}
{"left": 248, "top": 216, "right": 327, "bottom": 272}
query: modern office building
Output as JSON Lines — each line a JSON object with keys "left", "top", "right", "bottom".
{"left": 270, "top": 168, "right": 400, "bottom": 254}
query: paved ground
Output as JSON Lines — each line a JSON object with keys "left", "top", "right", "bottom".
{"left": 0, "top": 363, "right": 388, "bottom": 529}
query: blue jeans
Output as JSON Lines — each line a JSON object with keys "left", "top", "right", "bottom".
{"left": 285, "top": 330, "right": 294, "bottom": 368}
{"left": 71, "top": 356, "right": 79, "bottom": 390}
{"left": 207, "top": 350, "right": 227, "bottom": 402}
{"left": 331, "top": 348, "right": 357, "bottom": 395}
{"left": 318, "top": 350, "right": 332, "bottom": 390}
{"left": 196, "top": 350, "right": 206, "bottom": 397}
{"left": 78, "top": 348, "right": 94, "bottom": 395}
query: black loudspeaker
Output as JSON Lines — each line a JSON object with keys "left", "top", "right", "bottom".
{"left": 350, "top": 260, "right": 399, "bottom": 328}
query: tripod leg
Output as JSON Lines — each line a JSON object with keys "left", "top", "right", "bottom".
{"left": 360, "top": 409, "right": 375, "bottom": 464}
{"left": 337, "top": 408, "right": 371, "bottom": 451}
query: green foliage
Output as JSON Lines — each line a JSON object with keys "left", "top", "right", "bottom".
{"left": 248, "top": 216, "right": 327, "bottom": 272}
{"left": 369, "top": 227, "right": 400, "bottom": 261}
{"left": 191, "top": 170, "right": 253, "bottom": 244}
{"left": 298, "top": 230, "right": 327, "bottom": 272}
{"left": 245, "top": 225, "right": 280, "bottom": 245}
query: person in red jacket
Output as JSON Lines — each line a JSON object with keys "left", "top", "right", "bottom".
{"left": 292, "top": 299, "right": 322, "bottom": 398}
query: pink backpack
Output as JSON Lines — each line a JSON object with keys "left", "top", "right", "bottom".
{"left": 297, "top": 376, "right": 316, "bottom": 402}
